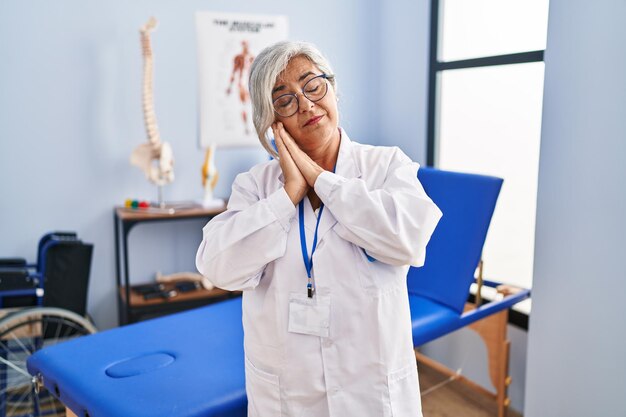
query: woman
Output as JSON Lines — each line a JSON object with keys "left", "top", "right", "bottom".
{"left": 196, "top": 41, "right": 442, "bottom": 417}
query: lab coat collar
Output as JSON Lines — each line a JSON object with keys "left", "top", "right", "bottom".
{"left": 305, "top": 127, "right": 360, "bottom": 240}
{"left": 334, "top": 127, "right": 361, "bottom": 180}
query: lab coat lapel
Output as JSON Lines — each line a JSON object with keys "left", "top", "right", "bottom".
{"left": 333, "top": 128, "right": 361, "bottom": 180}
{"left": 317, "top": 128, "right": 361, "bottom": 241}
{"left": 302, "top": 195, "right": 317, "bottom": 233}
{"left": 317, "top": 199, "right": 337, "bottom": 243}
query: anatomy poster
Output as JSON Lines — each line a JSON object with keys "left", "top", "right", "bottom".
{"left": 196, "top": 12, "right": 288, "bottom": 148}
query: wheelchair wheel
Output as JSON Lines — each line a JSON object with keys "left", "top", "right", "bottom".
{"left": 0, "top": 307, "right": 96, "bottom": 417}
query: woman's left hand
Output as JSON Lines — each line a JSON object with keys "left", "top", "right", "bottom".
{"left": 276, "top": 123, "right": 324, "bottom": 187}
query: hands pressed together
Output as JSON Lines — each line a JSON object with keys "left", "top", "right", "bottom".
{"left": 272, "top": 122, "right": 325, "bottom": 205}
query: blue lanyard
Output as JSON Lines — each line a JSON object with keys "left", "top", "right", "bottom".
{"left": 299, "top": 199, "right": 325, "bottom": 298}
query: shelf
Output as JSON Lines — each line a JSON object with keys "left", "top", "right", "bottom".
{"left": 115, "top": 204, "right": 225, "bottom": 222}
{"left": 119, "top": 282, "right": 241, "bottom": 322}
{"left": 120, "top": 282, "right": 239, "bottom": 308}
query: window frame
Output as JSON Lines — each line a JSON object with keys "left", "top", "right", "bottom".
{"left": 425, "top": 0, "right": 547, "bottom": 328}
{"left": 426, "top": 0, "right": 545, "bottom": 166}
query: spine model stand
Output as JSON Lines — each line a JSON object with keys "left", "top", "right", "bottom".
{"left": 130, "top": 17, "right": 174, "bottom": 206}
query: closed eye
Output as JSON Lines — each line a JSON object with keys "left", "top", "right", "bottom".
{"left": 274, "top": 95, "right": 295, "bottom": 108}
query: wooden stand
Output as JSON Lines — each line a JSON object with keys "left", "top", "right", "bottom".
{"left": 114, "top": 205, "right": 226, "bottom": 324}
{"left": 415, "top": 298, "right": 512, "bottom": 417}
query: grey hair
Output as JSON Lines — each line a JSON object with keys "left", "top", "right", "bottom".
{"left": 249, "top": 41, "right": 337, "bottom": 157}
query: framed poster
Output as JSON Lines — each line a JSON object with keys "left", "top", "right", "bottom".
{"left": 196, "top": 11, "right": 289, "bottom": 148}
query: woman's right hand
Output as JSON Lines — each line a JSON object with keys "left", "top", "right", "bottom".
{"left": 273, "top": 122, "right": 308, "bottom": 205}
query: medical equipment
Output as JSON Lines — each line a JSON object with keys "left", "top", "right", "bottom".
{"left": 0, "top": 232, "right": 97, "bottom": 417}
{"left": 130, "top": 17, "right": 175, "bottom": 206}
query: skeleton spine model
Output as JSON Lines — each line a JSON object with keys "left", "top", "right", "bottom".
{"left": 141, "top": 18, "right": 159, "bottom": 147}
{"left": 130, "top": 17, "right": 175, "bottom": 188}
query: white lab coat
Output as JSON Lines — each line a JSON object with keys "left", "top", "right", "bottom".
{"left": 196, "top": 129, "right": 442, "bottom": 417}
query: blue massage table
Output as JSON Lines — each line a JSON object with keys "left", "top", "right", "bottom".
{"left": 26, "top": 167, "right": 529, "bottom": 417}
{"left": 29, "top": 299, "right": 247, "bottom": 417}
{"left": 408, "top": 168, "right": 530, "bottom": 345}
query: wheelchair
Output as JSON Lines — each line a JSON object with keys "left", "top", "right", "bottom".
{"left": 0, "top": 232, "right": 97, "bottom": 417}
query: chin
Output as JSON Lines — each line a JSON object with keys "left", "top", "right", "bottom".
{"left": 300, "top": 126, "right": 332, "bottom": 145}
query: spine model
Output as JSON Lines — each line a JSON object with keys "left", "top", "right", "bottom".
{"left": 130, "top": 17, "right": 175, "bottom": 187}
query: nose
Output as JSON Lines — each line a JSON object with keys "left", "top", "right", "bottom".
{"left": 296, "top": 93, "right": 315, "bottom": 113}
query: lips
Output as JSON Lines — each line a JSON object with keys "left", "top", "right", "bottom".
{"left": 304, "top": 115, "right": 323, "bottom": 127}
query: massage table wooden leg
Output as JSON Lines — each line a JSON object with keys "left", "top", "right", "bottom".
{"left": 415, "top": 303, "right": 512, "bottom": 417}
{"left": 466, "top": 305, "right": 510, "bottom": 417}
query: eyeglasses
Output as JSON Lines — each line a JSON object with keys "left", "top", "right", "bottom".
{"left": 272, "top": 74, "right": 330, "bottom": 117}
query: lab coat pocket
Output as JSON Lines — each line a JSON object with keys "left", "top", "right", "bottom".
{"left": 352, "top": 244, "right": 377, "bottom": 291}
{"left": 387, "top": 363, "right": 423, "bottom": 417}
{"left": 245, "top": 356, "right": 282, "bottom": 417}
{"left": 352, "top": 244, "right": 402, "bottom": 294}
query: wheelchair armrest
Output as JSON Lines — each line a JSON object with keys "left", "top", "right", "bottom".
{"left": 0, "top": 268, "right": 41, "bottom": 292}
{"left": 0, "top": 258, "right": 27, "bottom": 267}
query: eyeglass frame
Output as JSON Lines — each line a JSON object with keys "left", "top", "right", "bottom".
{"left": 272, "top": 73, "right": 333, "bottom": 118}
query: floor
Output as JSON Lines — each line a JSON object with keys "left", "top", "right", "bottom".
{"left": 418, "top": 361, "right": 523, "bottom": 417}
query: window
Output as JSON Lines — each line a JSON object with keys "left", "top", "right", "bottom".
{"left": 427, "top": 0, "right": 550, "bottom": 294}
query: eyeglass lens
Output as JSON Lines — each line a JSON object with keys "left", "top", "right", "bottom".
{"left": 273, "top": 76, "right": 328, "bottom": 117}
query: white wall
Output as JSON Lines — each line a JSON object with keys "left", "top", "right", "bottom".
{"left": 0, "top": 0, "right": 380, "bottom": 329}
{"left": 524, "top": 1, "right": 626, "bottom": 416}
{"left": 377, "top": 0, "right": 431, "bottom": 163}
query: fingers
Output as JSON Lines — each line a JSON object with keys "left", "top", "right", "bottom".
{"left": 271, "top": 123, "right": 284, "bottom": 155}
{"left": 274, "top": 123, "right": 323, "bottom": 187}
{"left": 273, "top": 123, "right": 293, "bottom": 166}
{"left": 273, "top": 123, "right": 299, "bottom": 164}
{"left": 272, "top": 123, "right": 302, "bottom": 177}
{"left": 275, "top": 123, "right": 310, "bottom": 170}
{"left": 273, "top": 123, "right": 308, "bottom": 204}
{"left": 275, "top": 123, "right": 303, "bottom": 158}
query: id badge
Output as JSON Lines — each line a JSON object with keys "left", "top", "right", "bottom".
{"left": 288, "top": 292, "right": 331, "bottom": 337}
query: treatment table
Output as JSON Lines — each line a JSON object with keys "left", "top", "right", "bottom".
{"left": 28, "top": 298, "right": 247, "bottom": 417}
